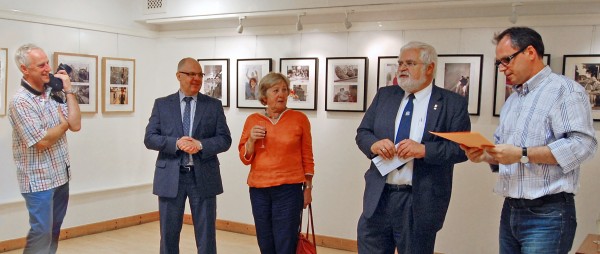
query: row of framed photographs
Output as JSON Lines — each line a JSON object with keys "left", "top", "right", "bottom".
{"left": 0, "top": 48, "right": 135, "bottom": 115}
{"left": 200, "top": 54, "right": 600, "bottom": 120}
{"left": 201, "top": 57, "right": 367, "bottom": 112}
{"left": 2, "top": 50, "right": 600, "bottom": 118}
{"left": 204, "top": 56, "right": 479, "bottom": 113}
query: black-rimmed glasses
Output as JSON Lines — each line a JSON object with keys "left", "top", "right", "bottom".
{"left": 495, "top": 46, "right": 528, "bottom": 67}
{"left": 179, "top": 71, "right": 205, "bottom": 78}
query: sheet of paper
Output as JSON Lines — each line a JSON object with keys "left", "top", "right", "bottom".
{"left": 372, "top": 155, "right": 413, "bottom": 176}
{"left": 429, "top": 131, "right": 495, "bottom": 148}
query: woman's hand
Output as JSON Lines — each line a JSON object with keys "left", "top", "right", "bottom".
{"left": 303, "top": 187, "right": 312, "bottom": 208}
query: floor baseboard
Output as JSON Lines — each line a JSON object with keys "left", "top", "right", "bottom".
{"left": 0, "top": 212, "right": 357, "bottom": 252}
{"left": 185, "top": 214, "right": 358, "bottom": 252}
{"left": 0, "top": 211, "right": 159, "bottom": 252}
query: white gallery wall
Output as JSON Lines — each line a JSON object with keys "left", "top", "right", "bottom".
{"left": 1, "top": 1, "right": 600, "bottom": 253}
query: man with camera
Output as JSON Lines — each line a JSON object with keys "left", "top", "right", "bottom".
{"left": 8, "top": 43, "right": 81, "bottom": 253}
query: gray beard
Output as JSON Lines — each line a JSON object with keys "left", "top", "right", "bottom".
{"left": 397, "top": 74, "right": 426, "bottom": 93}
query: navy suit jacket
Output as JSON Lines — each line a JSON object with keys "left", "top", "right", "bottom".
{"left": 144, "top": 91, "right": 232, "bottom": 198}
{"left": 356, "top": 85, "right": 470, "bottom": 232}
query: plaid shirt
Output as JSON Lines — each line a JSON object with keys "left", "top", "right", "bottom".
{"left": 494, "top": 66, "right": 597, "bottom": 199}
{"left": 8, "top": 79, "right": 71, "bottom": 193}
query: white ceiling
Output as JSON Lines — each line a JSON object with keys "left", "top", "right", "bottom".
{"left": 138, "top": 0, "right": 600, "bottom": 32}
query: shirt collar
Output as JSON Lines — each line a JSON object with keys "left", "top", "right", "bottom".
{"left": 21, "top": 78, "right": 49, "bottom": 96}
{"left": 406, "top": 82, "right": 433, "bottom": 101}
{"left": 513, "top": 65, "right": 551, "bottom": 95}
{"left": 178, "top": 90, "right": 198, "bottom": 102}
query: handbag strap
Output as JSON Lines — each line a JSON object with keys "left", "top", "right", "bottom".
{"left": 305, "top": 204, "right": 316, "bottom": 247}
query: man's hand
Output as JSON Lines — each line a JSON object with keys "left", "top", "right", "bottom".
{"left": 177, "top": 136, "right": 202, "bottom": 154}
{"left": 370, "top": 139, "right": 396, "bottom": 160}
{"left": 396, "top": 139, "right": 425, "bottom": 159}
{"left": 486, "top": 144, "right": 520, "bottom": 164}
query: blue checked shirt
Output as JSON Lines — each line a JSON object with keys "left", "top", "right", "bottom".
{"left": 8, "top": 80, "right": 71, "bottom": 193}
{"left": 494, "top": 66, "right": 597, "bottom": 199}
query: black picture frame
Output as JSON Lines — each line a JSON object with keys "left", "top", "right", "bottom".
{"left": 279, "top": 57, "right": 318, "bottom": 110}
{"left": 236, "top": 58, "right": 272, "bottom": 109}
{"left": 197, "top": 58, "right": 230, "bottom": 107}
{"left": 325, "top": 57, "right": 368, "bottom": 112}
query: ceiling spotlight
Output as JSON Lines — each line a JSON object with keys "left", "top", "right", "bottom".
{"left": 237, "top": 16, "right": 245, "bottom": 34}
{"left": 344, "top": 10, "right": 353, "bottom": 30}
{"left": 509, "top": 3, "right": 522, "bottom": 24}
{"left": 296, "top": 13, "right": 305, "bottom": 31}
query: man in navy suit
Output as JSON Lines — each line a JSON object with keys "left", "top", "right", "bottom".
{"left": 356, "top": 41, "right": 471, "bottom": 254}
{"left": 144, "top": 57, "right": 232, "bottom": 254}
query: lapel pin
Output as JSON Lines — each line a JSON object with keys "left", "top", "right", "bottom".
{"left": 433, "top": 104, "right": 438, "bottom": 110}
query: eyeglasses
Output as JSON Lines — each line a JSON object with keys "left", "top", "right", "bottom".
{"left": 179, "top": 71, "right": 205, "bottom": 78}
{"left": 495, "top": 46, "right": 528, "bottom": 67}
{"left": 397, "top": 60, "right": 425, "bottom": 68}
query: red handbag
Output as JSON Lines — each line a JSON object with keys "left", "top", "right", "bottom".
{"left": 296, "top": 204, "right": 317, "bottom": 254}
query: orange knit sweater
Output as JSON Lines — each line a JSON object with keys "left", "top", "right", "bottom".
{"left": 238, "top": 110, "right": 314, "bottom": 188}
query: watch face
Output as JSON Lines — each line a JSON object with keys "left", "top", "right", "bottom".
{"left": 520, "top": 156, "right": 529, "bottom": 163}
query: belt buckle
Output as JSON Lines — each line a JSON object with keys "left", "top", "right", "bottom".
{"left": 180, "top": 165, "right": 193, "bottom": 173}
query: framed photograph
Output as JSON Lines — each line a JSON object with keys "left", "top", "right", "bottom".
{"left": 493, "top": 54, "right": 550, "bottom": 116}
{"left": 102, "top": 57, "right": 135, "bottom": 112}
{"left": 377, "top": 56, "right": 398, "bottom": 88}
{"left": 197, "top": 59, "right": 229, "bottom": 107}
{"left": 434, "top": 54, "right": 483, "bottom": 115}
{"left": 0, "top": 48, "right": 6, "bottom": 116}
{"left": 280, "top": 58, "right": 318, "bottom": 110}
{"left": 563, "top": 54, "right": 600, "bottom": 120}
{"left": 237, "top": 58, "right": 272, "bottom": 109}
{"left": 53, "top": 52, "right": 98, "bottom": 113}
{"left": 325, "top": 57, "right": 368, "bottom": 112}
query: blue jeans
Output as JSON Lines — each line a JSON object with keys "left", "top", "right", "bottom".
{"left": 499, "top": 195, "right": 577, "bottom": 254}
{"left": 21, "top": 182, "right": 69, "bottom": 254}
{"left": 249, "top": 184, "right": 303, "bottom": 254}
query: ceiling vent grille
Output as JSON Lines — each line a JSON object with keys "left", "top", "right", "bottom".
{"left": 144, "top": 0, "right": 167, "bottom": 14}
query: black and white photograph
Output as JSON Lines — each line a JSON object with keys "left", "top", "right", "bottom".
{"left": 325, "top": 57, "right": 367, "bottom": 111}
{"left": 237, "top": 58, "right": 272, "bottom": 109}
{"left": 198, "top": 59, "right": 229, "bottom": 107}
{"left": 102, "top": 57, "right": 135, "bottom": 112}
{"left": 563, "top": 54, "right": 600, "bottom": 120}
{"left": 53, "top": 52, "right": 98, "bottom": 113}
{"left": 280, "top": 58, "right": 318, "bottom": 110}
{"left": 435, "top": 54, "right": 483, "bottom": 115}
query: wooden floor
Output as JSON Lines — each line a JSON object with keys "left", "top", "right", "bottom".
{"left": 3, "top": 221, "right": 355, "bottom": 254}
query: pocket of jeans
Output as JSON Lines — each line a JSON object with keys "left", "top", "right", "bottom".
{"left": 526, "top": 204, "right": 562, "bottom": 217}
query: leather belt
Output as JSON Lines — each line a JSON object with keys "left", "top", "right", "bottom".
{"left": 180, "top": 165, "right": 194, "bottom": 174}
{"left": 506, "top": 192, "right": 573, "bottom": 208}
{"left": 384, "top": 184, "right": 412, "bottom": 192}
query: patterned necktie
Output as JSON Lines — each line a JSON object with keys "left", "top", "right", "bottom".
{"left": 182, "top": 97, "right": 192, "bottom": 165}
{"left": 395, "top": 94, "right": 415, "bottom": 144}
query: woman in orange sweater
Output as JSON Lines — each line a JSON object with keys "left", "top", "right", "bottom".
{"left": 238, "top": 72, "right": 314, "bottom": 254}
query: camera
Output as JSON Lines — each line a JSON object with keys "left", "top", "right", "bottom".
{"left": 46, "top": 63, "right": 73, "bottom": 92}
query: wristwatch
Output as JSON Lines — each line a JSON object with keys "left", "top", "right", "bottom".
{"left": 520, "top": 147, "right": 529, "bottom": 163}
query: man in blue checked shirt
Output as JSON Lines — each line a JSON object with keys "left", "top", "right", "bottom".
{"left": 462, "top": 27, "right": 597, "bottom": 254}
{"left": 8, "top": 44, "right": 81, "bottom": 253}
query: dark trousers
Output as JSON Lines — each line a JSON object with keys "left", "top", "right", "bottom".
{"left": 159, "top": 170, "right": 217, "bottom": 254}
{"left": 358, "top": 186, "right": 436, "bottom": 254}
{"left": 250, "top": 183, "right": 303, "bottom": 254}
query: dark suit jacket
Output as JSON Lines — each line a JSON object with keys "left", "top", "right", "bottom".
{"left": 356, "top": 85, "right": 470, "bottom": 232}
{"left": 144, "top": 91, "right": 232, "bottom": 198}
